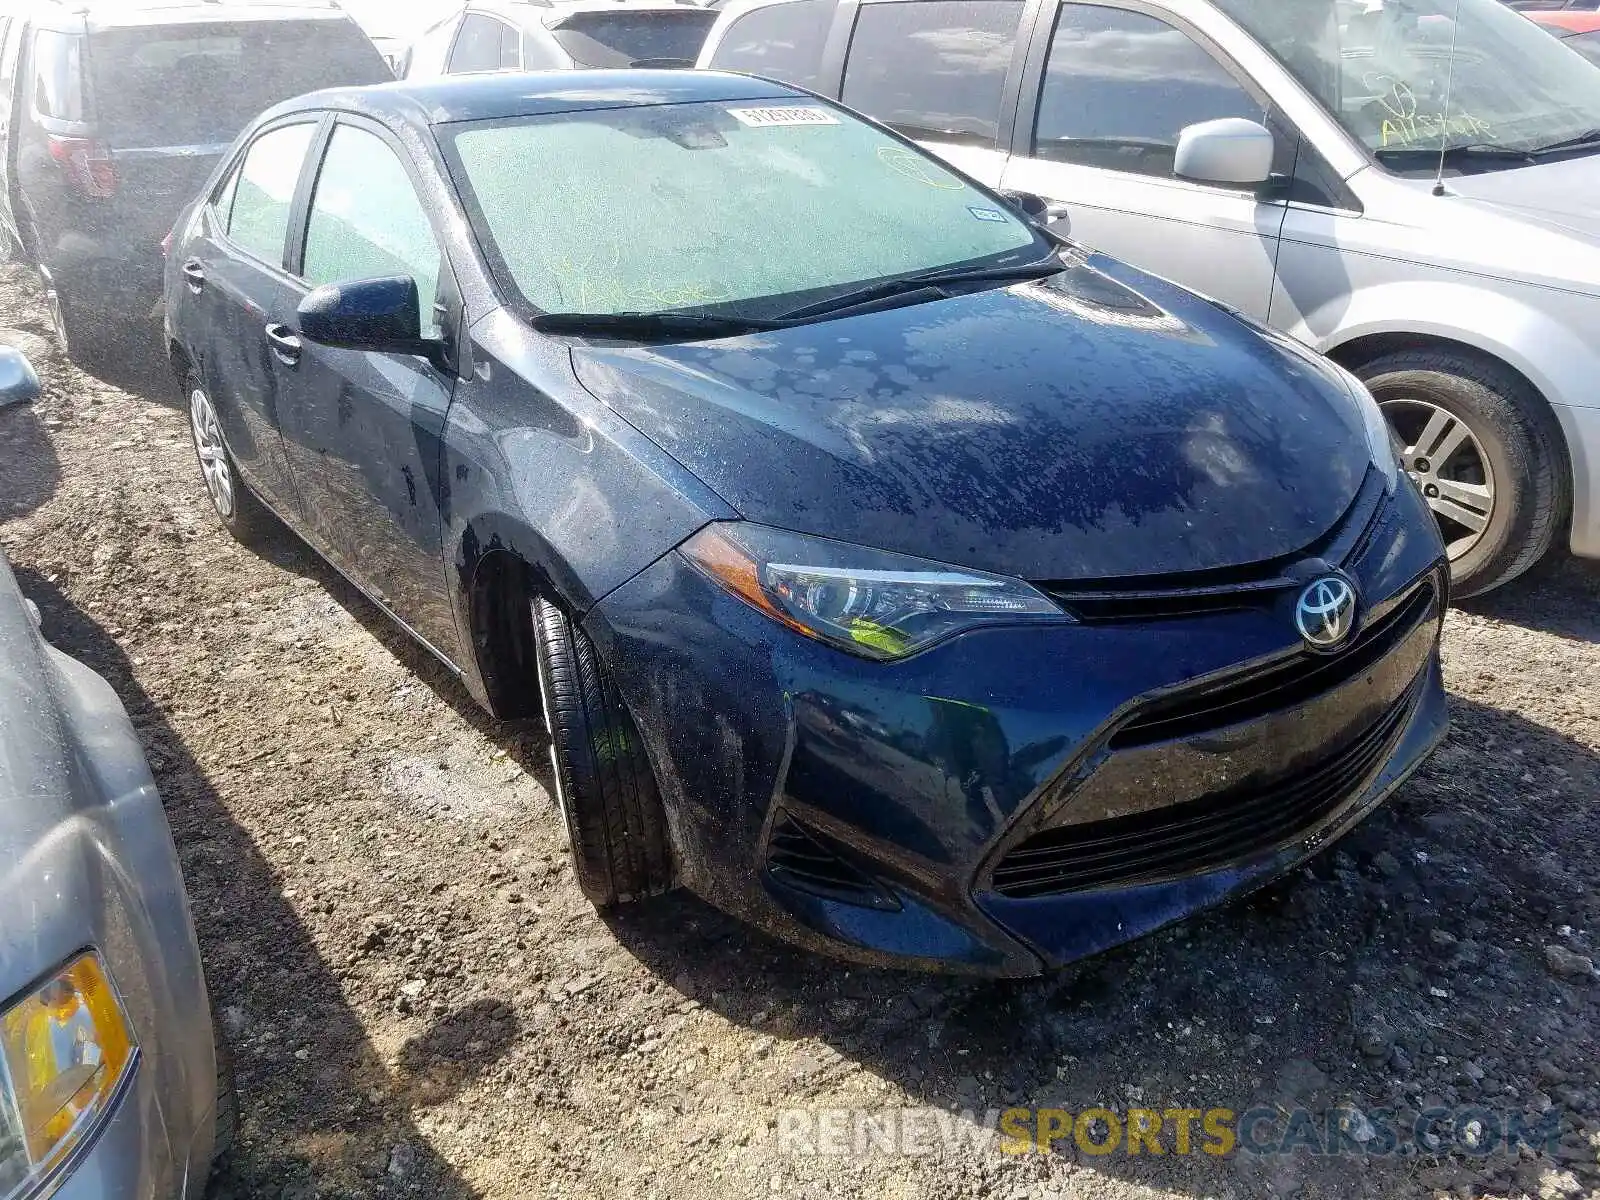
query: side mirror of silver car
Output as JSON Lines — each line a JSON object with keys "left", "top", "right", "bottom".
{"left": 1174, "top": 118, "right": 1275, "bottom": 187}
{"left": 0, "top": 346, "right": 40, "bottom": 409}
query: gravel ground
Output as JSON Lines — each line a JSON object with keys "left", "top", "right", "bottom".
{"left": 1, "top": 262, "right": 1597, "bottom": 1200}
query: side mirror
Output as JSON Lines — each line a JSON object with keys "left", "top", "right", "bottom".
{"left": 297, "top": 276, "right": 440, "bottom": 362}
{"left": 0, "top": 346, "right": 40, "bottom": 409}
{"left": 1174, "top": 118, "right": 1274, "bottom": 186}
{"left": 998, "top": 189, "right": 1049, "bottom": 223}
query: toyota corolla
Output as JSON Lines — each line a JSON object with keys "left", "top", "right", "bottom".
{"left": 164, "top": 71, "right": 1449, "bottom": 975}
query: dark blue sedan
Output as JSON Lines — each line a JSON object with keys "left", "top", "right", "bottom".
{"left": 164, "top": 71, "right": 1449, "bottom": 975}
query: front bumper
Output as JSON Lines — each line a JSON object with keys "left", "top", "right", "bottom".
{"left": 588, "top": 479, "right": 1450, "bottom": 976}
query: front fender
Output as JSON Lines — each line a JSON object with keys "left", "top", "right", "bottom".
{"left": 1291, "top": 279, "right": 1600, "bottom": 559}
{"left": 441, "top": 310, "right": 736, "bottom": 709}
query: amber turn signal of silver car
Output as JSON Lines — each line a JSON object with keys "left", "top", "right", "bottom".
{"left": 0, "top": 953, "right": 137, "bottom": 1196}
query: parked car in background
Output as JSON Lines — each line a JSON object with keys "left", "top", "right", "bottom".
{"left": 0, "top": 1, "right": 391, "bottom": 370}
{"left": 165, "top": 71, "right": 1447, "bottom": 974}
{"left": 703, "top": 0, "right": 1600, "bottom": 596}
{"left": 1526, "top": 9, "right": 1600, "bottom": 61}
{"left": 0, "top": 348, "right": 230, "bottom": 1196}
{"left": 405, "top": 0, "right": 719, "bottom": 76}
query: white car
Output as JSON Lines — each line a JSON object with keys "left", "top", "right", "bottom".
{"left": 700, "top": 0, "right": 1600, "bottom": 595}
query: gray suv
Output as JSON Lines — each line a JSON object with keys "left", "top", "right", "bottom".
{"left": 701, "top": 0, "right": 1600, "bottom": 595}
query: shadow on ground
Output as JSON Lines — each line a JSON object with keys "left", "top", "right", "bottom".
{"left": 13, "top": 568, "right": 497, "bottom": 1200}
{"left": 0, "top": 401, "right": 59, "bottom": 518}
{"left": 1464, "top": 553, "right": 1600, "bottom": 644}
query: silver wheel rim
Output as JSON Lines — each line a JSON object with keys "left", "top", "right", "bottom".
{"left": 1380, "top": 397, "right": 1495, "bottom": 562}
{"left": 189, "top": 387, "right": 235, "bottom": 519}
{"left": 46, "top": 289, "right": 67, "bottom": 353}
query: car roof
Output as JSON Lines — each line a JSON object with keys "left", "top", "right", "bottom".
{"left": 24, "top": 1, "right": 357, "bottom": 34}
{"left": 275, "top": 68, "right": 800, "bottom": 127}
{"left": 469, "top": 0, "right": 712, "bottom": 24}
{"left": 1527, "top": 9, "right": 1600, "bottom": 31}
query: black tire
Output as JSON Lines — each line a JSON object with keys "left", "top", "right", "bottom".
{"left": 184, "top": 370, "right": 275, "bottom": 547}
{"left": 210, "top": 1012, "right": 239, "bottom": 1172}
{"left": 532, "top": 596, "right": 673, "bottom": 907}
{"left": 1357, "top": 350, "right": 1569, "bottom": 598}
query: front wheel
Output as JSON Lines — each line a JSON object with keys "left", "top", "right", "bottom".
{"left": 1359, "top": 350, "right": 1569, "bottom": 598}
{"left": 533, "top": 597, "right": 673, "bottom": 908}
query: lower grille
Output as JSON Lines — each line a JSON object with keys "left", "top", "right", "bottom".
{"left": 766, "top": 813, "right": 899, "bottom": 910}
{"left": 990, "top": 675, "right": 1423, "bottom": 899}
{"left": 1110, "top": 578, "right": 1436, "bottom": 749}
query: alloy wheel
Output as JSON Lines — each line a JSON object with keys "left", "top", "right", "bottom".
{"left": 1379, "top": 397, "right": 1495, "bottom": 562}
{"left": 190, "top": 387, "right": 236, "bottom": 520}
{"left": 45, "top": 288, "right": 68, "bottom": 357}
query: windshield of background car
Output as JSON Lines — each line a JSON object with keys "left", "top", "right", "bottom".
{"left": 547, "top": 11, "right": 719, "bottom": 66}
{"left": 89, "top": 22, "right": 392, "bottom": 146}
{"left": 440, "top": 99, "right": 1047, "bottom": 317}
{"left": 1214, "top": 0, "right": 1600, "bottom": 163}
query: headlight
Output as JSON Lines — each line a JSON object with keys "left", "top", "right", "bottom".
{"left": 0, "top": 954, "right": 136, "bottom": 1196}
{"left": 680, "top": 522, "right": 1069, "bottom": 660}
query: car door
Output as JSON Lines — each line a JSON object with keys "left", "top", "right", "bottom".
{"left": 186, "top": 118, "right": 321, "bottom": 517}
{"left": 275, "top": 118, "right": 461, "bottom": 661}
{"left": 837, "top": 0, "right": 1028, "bottom": 187}
{"left": 999, "top": 0, "right": 1294, "bottom": 319}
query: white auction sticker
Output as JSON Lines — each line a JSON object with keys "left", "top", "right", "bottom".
{"left": 727, "top": 106, "right": 840, "bottom": 128}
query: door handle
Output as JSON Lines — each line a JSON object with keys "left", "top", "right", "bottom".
{"left": 265, "top": 323, "right": 301, "bottom": 366}
{"left": 181, "top": 259, "right": 206, "bottom": 293}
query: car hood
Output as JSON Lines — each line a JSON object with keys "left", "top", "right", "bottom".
{"left": 0, "top": 554, "right": 92, "bottom": 985}
{"left": 571, "top": 256, "right": 1373, "bottom": 582}
{"left": 1448, "top": 153, "right": 1600, "bottom": 240}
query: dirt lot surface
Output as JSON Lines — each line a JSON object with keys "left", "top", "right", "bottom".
{"left": 1, "top": 263, "right": 1597, "bottom": 1200}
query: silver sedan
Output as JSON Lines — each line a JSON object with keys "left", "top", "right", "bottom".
{"left": 0, "top": 349, "right": 228, "bottom": 1200}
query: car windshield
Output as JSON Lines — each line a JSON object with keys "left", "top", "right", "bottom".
{"left": 546, "top": 11, "right": 719, "bottom": 67}
{"left": 1214, "top": 0, "right": 1600, "bottom": 167}
{"left": 440, "top": 100, "right": 1047, "bottom": 318}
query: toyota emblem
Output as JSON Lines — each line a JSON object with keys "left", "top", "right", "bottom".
{"left": 1295, "top": 575, "right": 1357, "bottom": 650}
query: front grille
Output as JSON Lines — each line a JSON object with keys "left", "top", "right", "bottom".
{"left": 765, "top": 813, "right": 899, "bottom": 910}
{"left": 1108, "top": 578, "right": 1436, "bottom": 750}
{"left": 1043, "top": 468, "right": 1390, "bottom": 624}
{"left": 990, "top": 674, "right": 1424, "bottom": 899}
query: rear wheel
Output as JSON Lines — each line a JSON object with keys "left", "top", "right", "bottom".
{"left": 532, "top": 597, "right": 673, "bottom": 907}
{"left": 186, "top": 372, "right": 273, "bottom": 545}
{"left": 1358, "top": 350, "right": 1568, "bottom": 598}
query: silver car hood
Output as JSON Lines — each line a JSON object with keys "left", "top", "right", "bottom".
{"left": 1449, "top": 154, "right": 1600, "bottom": 234}
{"left": 0, "top": 552, "right": 98, "bottom": 988}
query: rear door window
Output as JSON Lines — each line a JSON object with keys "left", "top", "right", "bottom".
{"left": 546, "top": 10, "right": 719, "bottom": 67}
{"left": 226, "top": 122, "right": 317, "bottom": 267}
{"left": 448, "top": 14, "right": 512, "bottom": 72}
{"left": 88, "top": 21, "right": 390, "bottom": 147}
{"left": 32, "top": 30, "right": 86, "bottom": 122}
{"left": 705, "top": 0, "right": 835, "bottom": 89}
{"left": 840, "top": 0, "right": 1024, "bottom": 144}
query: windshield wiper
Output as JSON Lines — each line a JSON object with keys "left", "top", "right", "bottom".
{"left": 1373, "top": 143, "right": 1536, "bottom": 168}
{"left": 1529, "top": 128, "right": 1600, "bottom": 157}
{"left": 530, "top": 311, "right": 783, "bottom": 339}
{"left": 775, "top": 258, "right": 1066, "bottom": 323}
